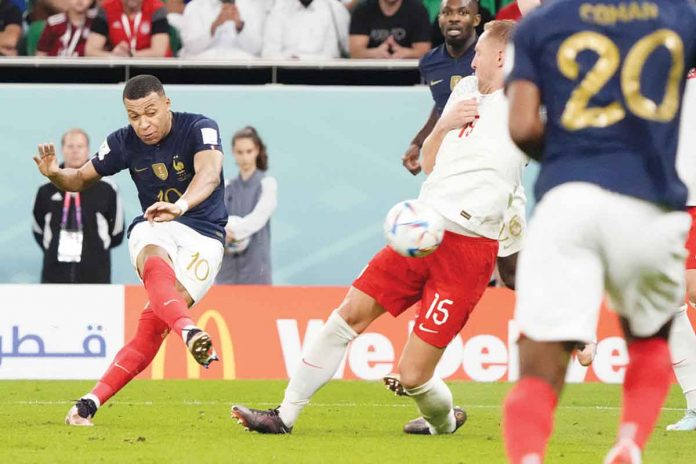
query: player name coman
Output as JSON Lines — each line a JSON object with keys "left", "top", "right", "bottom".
{"left": 580, "top": 1, "right": 659, "bottom": 26}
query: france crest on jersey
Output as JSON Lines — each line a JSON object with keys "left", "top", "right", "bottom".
{"left": 91, "top": 112, "right": 228, "bottom": 243}
{"left": 507, "top": 0, "right": 696, "bottom": 210}
{"left": 419, "top": 43, "right": 476, "bottom": 116}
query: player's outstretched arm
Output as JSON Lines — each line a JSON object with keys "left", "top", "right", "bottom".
{"left": 421, "top": 99, "right": 478, "bottom": 175}
{"left": 32, "top": 143, "right": 101, "bottom": 192}
{"left": 508, "top": 80, "right": 545, "bottom": 161}
{"left": 144, "top": 149, "right": 223, "bottom": 222}
{"left": 402, "top": 106, "right": 438, "bottom": 176}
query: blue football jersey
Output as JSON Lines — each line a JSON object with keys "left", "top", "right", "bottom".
{"left": 91, "top": 112, "right": 228, "bottom": 243}
{"left": 508, "top": 0, "right": 696, "bottom": 210}
{"left": 419, "top": 43, "right": 476, "bottom": 115}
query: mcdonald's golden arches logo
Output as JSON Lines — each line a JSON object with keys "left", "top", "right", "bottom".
{"left": 151, "top": 309, "right": 236, "bottom": 380}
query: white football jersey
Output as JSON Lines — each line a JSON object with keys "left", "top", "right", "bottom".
{"left": 676, "top": 73, "right": 696, "bottom": 207}
{"left": 419, "top": 75, "right": 528, "bottom": 239}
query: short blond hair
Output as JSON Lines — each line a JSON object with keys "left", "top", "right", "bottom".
{"left": 483, "top": 20, "right": 516, "bottom": 44}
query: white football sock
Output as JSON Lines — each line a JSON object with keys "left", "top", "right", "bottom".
{"left": 278, "top": 310, "right": 358, "bottom": 428}
{"left": 404, "top": 376, "right": 456, "bottom": 434}
{"left": 82, "top": 393, "right": 101, "bottom": 409}
{"left": 181, "top": 324, "right": 197, "bottom": 340}
{"left": 669, "top": 305, "right": 696, "bottom": 410}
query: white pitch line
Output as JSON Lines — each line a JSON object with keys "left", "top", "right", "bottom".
{"left": 3, "top": 400, "right": 686, "bottom": 412}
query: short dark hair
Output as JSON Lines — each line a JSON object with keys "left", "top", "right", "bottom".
{"left": 440, "top": 0, "right": 480, "bottom": 14}
{"left": 232, "top": 126, "right": 269, "bottom": 171}
{"left": 122, "top": 74, "right": 165, "bottom": 100}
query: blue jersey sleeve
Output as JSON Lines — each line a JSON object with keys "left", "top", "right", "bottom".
{"left": 189, "top": 117, "right": 223, "bottom": 155}
{"left": 506, "top": 16, "right": 542, "bottom": 88}
{"left": 91, "top": 130, "right": 127, "bottom": 177}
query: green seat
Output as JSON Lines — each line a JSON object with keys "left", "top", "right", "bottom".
{"left": 169, "top": 25, "right": 181, "bottom": 57}
{"left": 25, "top": 20, "right": 46, "bottom": 56}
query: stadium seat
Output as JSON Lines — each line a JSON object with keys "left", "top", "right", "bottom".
{"left": 169, "top": 25, "right": 181, "bottom": 57}
{"left": 25, "top": 20, "right": 46, "bottom": 56}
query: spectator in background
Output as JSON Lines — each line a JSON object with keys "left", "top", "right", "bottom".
{"left": 26, "top": 0, "right": 69, "bottom": 23}
{"left": 0, "top": 0, "right": 21, "bottom": 56}
{"left": 262, "top": 0, "right": 349, "bottom": 60}
{"left": 349, "top": 0, "right": 431, "bottom": 59}
{"left": 9, "top": 0, "right": 25, "bottom": 14}
{"left": 36, "top": 0, "right": 96, "bottom": 57}
{"left": 32, "top": 128, "right": 125, "bottom": 283}
{"left": 341, "top": 0, "right": 361, "bottom": 11}
{"left": 179, "top": 0, "right": 265, "bottom": 59}
{"left": 216, "top": 127, "right": 277, "bottom": 285}
{"left": 85, "top": 0, "right": 171, "bottom": 57}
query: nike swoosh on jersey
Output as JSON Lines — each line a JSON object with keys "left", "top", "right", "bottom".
{"left": 418, "top": 323, "right": 439, "bottom": 334}
{"left": 134, "top": 166, "right": 148, "bottom": 173}
{"left": 429, "top": 79, "right": 444, "bottom": 86}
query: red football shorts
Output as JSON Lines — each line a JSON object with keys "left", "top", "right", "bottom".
{"left": 353, "top": 231, "right": 498, "bottom": 348}
{"left": 686, "top": 207, "right": 696, "bottom": 269}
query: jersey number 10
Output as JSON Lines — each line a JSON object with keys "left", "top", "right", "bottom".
{"left": 557, "top": 29, "right": 684, "bottom": 130}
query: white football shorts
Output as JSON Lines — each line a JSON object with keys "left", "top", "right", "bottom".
{"left": 497, "top": 187, "right": 527, "bottom": 258}
{"left": 515, "top": 182, "right": 689, "bottom": 342}
{"left": 128, "top": 220, "right": 224, "bottom": 303}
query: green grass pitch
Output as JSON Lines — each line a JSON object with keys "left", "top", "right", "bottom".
{"left": 1, "top": 380, "right": 694, "bottom": 463}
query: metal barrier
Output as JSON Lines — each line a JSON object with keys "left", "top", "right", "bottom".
{"left": 0, "top": 57, "right": 422, "bottom": 85}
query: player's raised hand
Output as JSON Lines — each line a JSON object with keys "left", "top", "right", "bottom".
{"left": 401, "top": 143, "right": 422, "bottom": 175}
{"left": 438, "top": 99, "right": 479, "bottom": 132}
{"left": 143, "top": 201, "right": 183, "bottom": 223}
{"left": 33, "top": 143, "right": 60, "bottom": 178}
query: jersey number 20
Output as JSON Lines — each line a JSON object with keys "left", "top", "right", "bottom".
{"left": 557, "top": 29, "right": 684, "bottom": 130}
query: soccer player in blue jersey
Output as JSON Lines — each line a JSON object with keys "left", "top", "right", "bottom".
{"left": 502, "top": 1, "right": 696, "bottom": 463}
{"left": 33, "top": 74, "right": 227, "bottom": 426}
{"left": 402, "top": 0, "right": 480, "bottom": 175}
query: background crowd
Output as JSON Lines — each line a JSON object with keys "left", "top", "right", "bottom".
{"left": 0, "top": 0, "right": 516, "bottom": 58}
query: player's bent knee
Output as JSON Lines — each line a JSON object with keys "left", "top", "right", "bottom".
{"left": 396, "top": 361, "right": 434, "bottom": 390}
{"left": 398, "top": 371, "right": 431, "bottom": 391}
{"left": 337, "top": 289, "right": 384, "bottom": 334}
{"left": 137, "top": 246, "right": 172, "bottom": 275}
{"left": 336, "top": 303, "right": 371, "bottom": 334}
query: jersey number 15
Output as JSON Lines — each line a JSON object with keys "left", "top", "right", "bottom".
{"left": 557, "top": 29, "right": 684, "bottom": 130}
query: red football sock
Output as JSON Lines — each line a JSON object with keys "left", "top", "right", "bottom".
{"left": 141, "top": 256, "right": 194, "bottom": 338}
{"left": 618, "top": 337, "right": 672, "bottom": 448}
{"left": 91, "top": 305, "right": 168, "bottom": 406}
{"left": 503, "top": 377, "right": 558, "bottom": 464}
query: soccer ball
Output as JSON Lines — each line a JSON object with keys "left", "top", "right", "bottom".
{"left": 384, "top": 200, "right": 445, "bottom": 258}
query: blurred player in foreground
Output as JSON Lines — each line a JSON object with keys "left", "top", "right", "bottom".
{"left": 231, "top": 20, "right": 525, "bottom": 436}
{"left": 33, "top": 74, "right": 227, "bottom": 426}
{"left": 669, "top": 68, "right": 696, "bottom": 431}
{"left": 503, "top": 1, "right": 696, "bottom": 463}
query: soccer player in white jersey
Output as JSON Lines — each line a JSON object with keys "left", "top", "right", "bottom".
{"left": 230, "top": 20, "right": 525, "bottom": 435}
{"left": 669, "top": 69, "right": 696, "bottom": 431}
